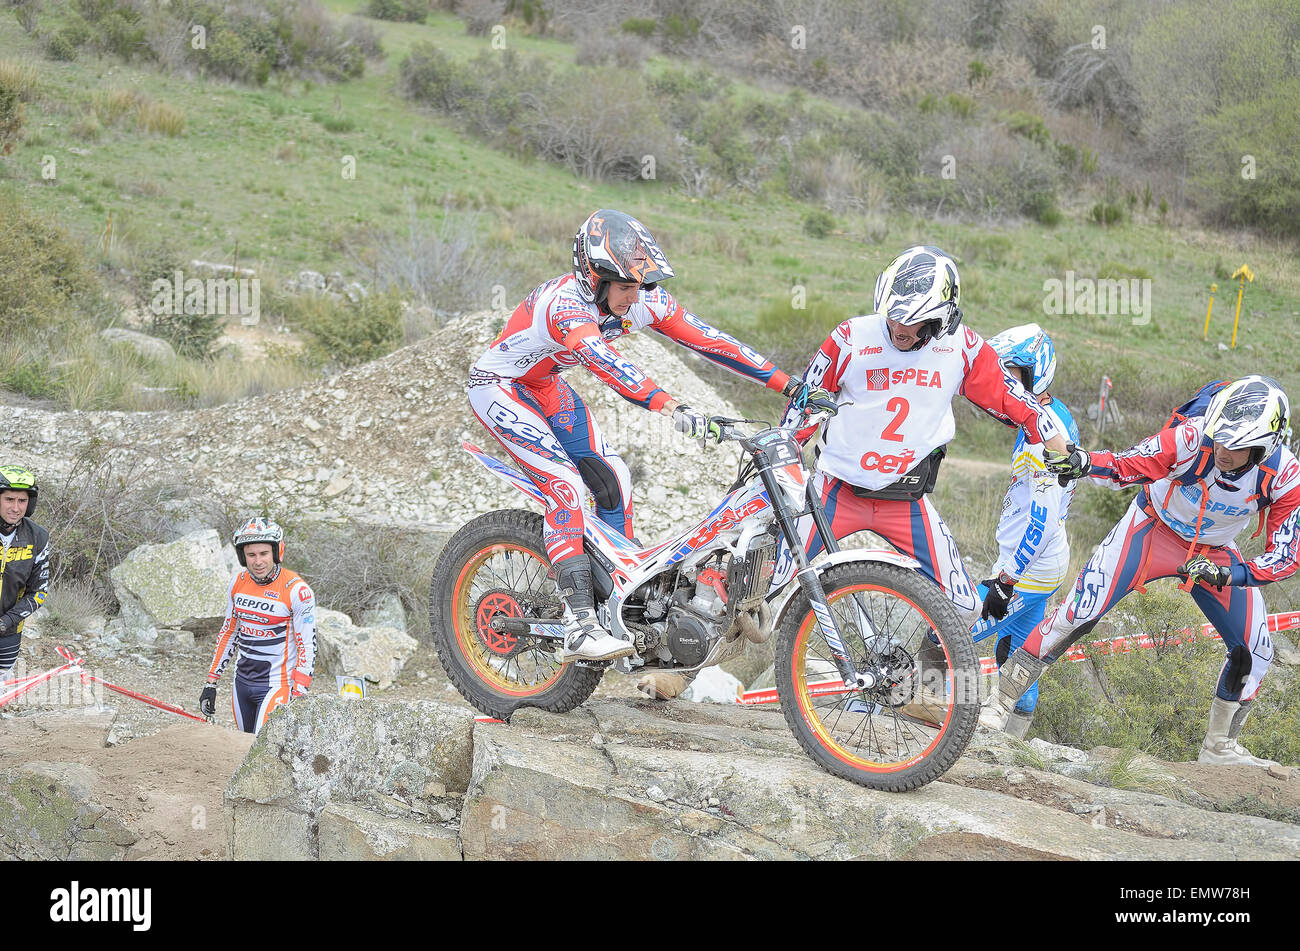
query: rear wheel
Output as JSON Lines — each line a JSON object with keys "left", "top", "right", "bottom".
{"left": 429, "top": 509, "right": 602, "bottom": 719}
{"left": 774, "top": 561, "right": 978, "bottom": 791}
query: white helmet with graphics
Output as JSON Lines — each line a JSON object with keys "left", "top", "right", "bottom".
{"left": 873, "top": 246, "right": 962, "bottom": 351}
{"left": 1203, "top": 375, "right": 1291, "bottom": 473}
{"left": 988, "top": 323, "right": 1057, "bottom": 395}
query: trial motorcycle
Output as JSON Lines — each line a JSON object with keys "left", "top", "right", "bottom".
{"left": 428, "top": 412, "right": 980, "bottom": 791}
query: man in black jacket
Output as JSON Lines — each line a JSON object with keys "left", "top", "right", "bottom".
{"left": 0, "top": 465, "right": 50, "bottom": 682}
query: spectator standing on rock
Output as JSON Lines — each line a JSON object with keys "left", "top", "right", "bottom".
{"left": 200, "top": 518, "right": 317, "bottom": 733}
{"left": 0, "top": 465, "right": 50, "bottom": 683}
{"left": 467, "top": 209, "right": 833, "bottom": 679}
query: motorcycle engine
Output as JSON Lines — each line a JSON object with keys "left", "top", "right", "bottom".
{"left": 665, "top": 610, "right": 712, "bottom": 668}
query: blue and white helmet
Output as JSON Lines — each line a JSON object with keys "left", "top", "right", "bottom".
{"left": 988, "top": 323, "right": 1056, "bottom": 395}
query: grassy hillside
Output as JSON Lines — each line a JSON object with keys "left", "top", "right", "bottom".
{"left": 2, "top": 3, "right": 1297, "bottom": 436}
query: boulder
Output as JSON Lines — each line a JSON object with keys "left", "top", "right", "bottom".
{"left": 224, "top": 695, "right": 474, "bottom": 860}
{"left": 99, "top": 327, "right": 176, "bottom": 362}
{"left": 360, "top": 593, "right": 407, "bottom": 632}
{"left": 0, "top": 762, "right": 138, "bottom": 860}
{"left": 458, "top": 700, "right": 1300, "bottom": 861}
{"left": 314, "top": 608, "right": 419, "bottom": 689}
{"left": 318, "top": 803, "right": 461, "bottom": 860}
{"left": 109, "top": 529, "right": 241, "bottom": 634}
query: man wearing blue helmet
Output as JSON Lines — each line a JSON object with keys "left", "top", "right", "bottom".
{"left": 973, "top": 324, "right": 1080, "bottom": 738}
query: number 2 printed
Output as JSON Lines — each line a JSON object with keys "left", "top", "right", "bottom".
{"left": 881, "top": 396, "right": 909, "bottom": 442}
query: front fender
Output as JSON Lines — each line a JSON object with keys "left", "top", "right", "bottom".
{"left": 768, "top": 548, "right": 923, "bottom": 630}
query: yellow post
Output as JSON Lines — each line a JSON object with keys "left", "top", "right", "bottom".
{"left": 1230, "top": 264, "right": 1254, "bottom": 349}
{"left": 1203, "top": 283, "right": 1217, "bottom": 340}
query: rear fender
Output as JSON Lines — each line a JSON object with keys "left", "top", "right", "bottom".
{"left": 769, "top": 548, "right": 923, "bottom": 630}
{"left": 462, "top": 441, "right": 547, "bottom": 507}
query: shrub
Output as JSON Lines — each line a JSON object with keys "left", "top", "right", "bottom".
{"left": 136, "top": 99, "right": 185, "bottom": 136}
{"left": 39, "top": 443, "right": 184, "bottom": 593}
{"left": 366, "top": 0, "right": 427, "bottom": 22}
{"left": 803, "top": 209, "right": 836, "bottom": 238}
{"left": 0, "top": 59, "right": 40, "bottom": 100}
{"left": 0, "top": 192, "right": 103, "bottom": 337}
{"left": 44, "top": 31, "right": 78, "bottom": 61}
{"left": 1024, "top": 189, "right": 1062, "bottom": 225}
{"left": 1004, "top": 109, "right": 1051, "bottom": 148}
{"left": 288, "top": 289, "right": 405, "bottom": 367}
{"left": 346, "top": 201, "right": 494, "bottom": 319}
{"left": 620, "top": 16, "right": 656, "bottom": 38}
{"left": 1090, "top": 200, "right": 1125, "bottom": 226}
{"left": 0, "top": 79, "right": 24, "bottom": 154}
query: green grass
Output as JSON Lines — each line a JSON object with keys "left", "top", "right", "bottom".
{"left": 1, "top": 3, "right": 1298, "bottom": 443}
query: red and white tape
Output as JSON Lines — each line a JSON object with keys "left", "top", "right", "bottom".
{"left": 0, "top": 646, "right": 207, "bottom": 723}
{"left": 737, "top": 610, "right": 1300, "bottom": 706}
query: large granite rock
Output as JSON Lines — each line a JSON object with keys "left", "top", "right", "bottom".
{"left": 224, "top": 695, "right": 473, "bottom": 860}
{"left": 458, "top": 701, "right": 1300, "bottom": 861}
{"left": 0, "top": 762, "right": 138, "bottom": 860}
{"left": 314, "top": 608, "right": 419, "bottom": 689}
{"left": 109, "top": 529, "right": 241, "bottom": 633}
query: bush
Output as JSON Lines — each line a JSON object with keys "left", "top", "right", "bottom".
{"left": 1024, "top": 189, "right": 1062, "bottom": 225}
{"left": 288, "top": 289, "right": 405, "bottom": 367}
{"left": 620, "top": 16, "right": 656, "bottom": 38}
{"left": 136, "top": 99, "right": 185, "bottom": 136}
{"left": 803, "top": 209, "right": 836, "bottom": 238}
{"left": 43, "top": 31, "right": 79, "bottom": 61}
{"left": 39, "top": 443, "right": 184, "bottom": 593}
{"left": 0, "top": 192, "right": 103, "bottom": 336}
{"left": 346, "top": 201, "right": 494, "bottom": 320}
{"left": 366, "top": 0, "right": 427, "bottom": 22}
{"left": 0, "top": 79, "right": 24, "bottom": 154}
{"left": 1090, "top": 200, "right": 1126, "bottom": 226}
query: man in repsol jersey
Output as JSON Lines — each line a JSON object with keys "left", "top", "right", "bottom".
{"left": 468, "top": 209, "right": 832, "bottom": 683}
{"left": 984, "top": 376, "right": 1298, "bottom": 768}
{"left": 200, "top": 517, "right": 317, "bottom": 734}
{"left": 778, "top": 247, "right": 1069, "bottom": 617}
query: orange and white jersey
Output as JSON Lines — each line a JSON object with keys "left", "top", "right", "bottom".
{"left": 784, "top": 315, "right": 1060, "bottom": 490}
{"left": 207, "top": 568, "right": 317, "bottom": 690}
{"left": 469, "top": 273, "right": 787, "bottom": 410}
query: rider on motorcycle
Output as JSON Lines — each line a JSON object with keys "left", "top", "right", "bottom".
{"left": 984, "top": 375, "right": 1299, "bottom": 767}
{"left": 779, "top": 246, "right": 1070, "bottom": 614}
{"left": 468, "top": 210, "right": 832, "bottom": 668}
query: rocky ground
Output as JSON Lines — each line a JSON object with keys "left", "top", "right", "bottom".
{"left": 7, "top": 685, "right": 1300, "bottom": 861}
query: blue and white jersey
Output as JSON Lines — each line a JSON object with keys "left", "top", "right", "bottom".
{"left": 991, "top": 397, "right": 1080, "bottom": 592}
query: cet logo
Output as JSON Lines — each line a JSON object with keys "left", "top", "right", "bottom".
{"left": 865, "top": 368, "right": 889, "bottom": 391}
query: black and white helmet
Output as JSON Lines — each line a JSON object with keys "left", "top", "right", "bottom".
{"left": 572, "top": 210, "right": 674, "bottom": 311}
{"left": 233, "top": 516, "right": 285, "bottom": 566}
{"left": 1203, "top": 375, "right": 1291, "bottom": 473}
{"left": 873, "top": 246, "right": 962, "bottom": 350}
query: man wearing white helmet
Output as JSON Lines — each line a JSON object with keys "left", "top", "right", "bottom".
{"left": 973, "top": 324, "right": 1080, "bottom": 739}
{"left": 984, "top": 376, "right": 1298, "bottom": 767}
{"left": 200, "top": 517, "right": 317, "bottom": 734}
{"left": 468, "top": 209, "right": 832, "bottom": 683}
{"left": 779, "top": 247, "right": 1069, "bottom": 614}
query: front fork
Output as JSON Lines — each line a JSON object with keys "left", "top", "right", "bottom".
{"left": 763, "top": 468, "right": 878, "bottom": 690}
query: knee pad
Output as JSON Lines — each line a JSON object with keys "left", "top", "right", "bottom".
{"left": 577, "top": 456, "right": 623, "bottom": 511}
{"left": 996, "top": 635, "right": 1012, "bottom": 668}
{"left": 1223, "top": 644, "right": 1252, "bottom": 694}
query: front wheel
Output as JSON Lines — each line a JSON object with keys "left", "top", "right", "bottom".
{"left": 428, "top": 509, "right": 603, "bottom": 719}
{"left": 774, "top": 561, "right": 978, "bottom": 791}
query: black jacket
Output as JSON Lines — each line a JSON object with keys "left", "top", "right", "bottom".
{"left": 1, "top": 517, "right": 50, "bottom": 636}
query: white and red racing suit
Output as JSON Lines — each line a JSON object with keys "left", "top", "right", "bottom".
{"left": 207, "top": 566, "right": 317, "bottom": 733}
{"left": 776, "top": 316, "right": 1061, "bottom": 612}
{"left": 1025, "top": 418, "right": 1300, "bottom": 701}
{"left": 468, "top": 274, "right": 790, "bottom": 564}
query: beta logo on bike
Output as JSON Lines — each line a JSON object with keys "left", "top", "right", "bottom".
{"left": 860, "top": 448, "right": 915, "bottom": 474}
{"left": 685, "top": 497, "right": 769, "bottom": 550}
